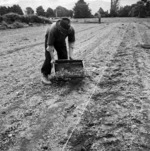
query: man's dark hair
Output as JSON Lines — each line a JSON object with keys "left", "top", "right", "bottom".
{"left": 60, "top": 18, "right": 70, "bottom": 30}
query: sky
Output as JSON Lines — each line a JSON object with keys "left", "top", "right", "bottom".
{"left": 0, "top": 0, "right": 139, "bottom": 14}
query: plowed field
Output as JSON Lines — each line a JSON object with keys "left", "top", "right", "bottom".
{"left": 0, "top": 18, "right": 150, "bottom": 151}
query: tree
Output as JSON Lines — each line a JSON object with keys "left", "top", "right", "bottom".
{"left": 146, "top": 1, "right": 150, "bottom": 16}
{"left": 99, "top": 7, "right": 108, "bottom": 17}
{"left": 138, "top": 1, "right": 146, "bottom": 17}
{"left": 141, "top": 0, "right": 147, "bottom": 3}
{"left": 128, "top": 1, "right": 147, "bottom": 17}
{"left": 95, "top": 7, "right": 109, "bottom": 17}
{"left": 110, "top": 0, "right": 120, "bottom": 17}
{"left": 99, "top": 7, "right": 105, "bottom": 14}
{"left": 9, "top": 5, "right": 23, "bottom": 15}
{"left": 110, "top": 9, "right": 118, "bottom": 17}
{"left": 133, "top": 1, "right": 146, "bottom": 17}
{"left": 73, "top": 0, "right": 92, "bottom": 18}
{"left": 129, "top": 4, "right": 139, "bottom": 17}
{"left": 36, "top": 6, "right": 45, "bottom": 16}
{"left": 118, "top": 5, "right": 131, "bottom": 17}
{"left": 46, "top": 7, "right": 55, "bottom": 17}
{"left": 0, "top": 5, "right": 23, "bottom": 16}
{"left": 0, "top": 6, "right": 8, "bottom": 15}
{"left": 25, "top": 7, "right": 34, "bottom": 15}
{"left": 54, "top": 6, "right": 71, "bottom": 17}
{"left": 69, "top": 10, "right": 73, "bottom": 18}
{"left": 142, "top": 0, "right": 150, "bottom": 16}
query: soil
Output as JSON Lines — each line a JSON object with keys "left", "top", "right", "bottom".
{"left": 0, "top": 18, "right": 150, "bottom": 151}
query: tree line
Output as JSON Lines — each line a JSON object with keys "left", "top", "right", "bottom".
{"left": 111, "top": 0, "right": 150, "bottom": 17}
{"left": 0, "top": 5, "right": 73, "bottom": 18}
{"left": 0, "top": 0, "right": 150, "bottom": 18}
{"left": 0, "top": 0, "right": 107, "bottom": 18}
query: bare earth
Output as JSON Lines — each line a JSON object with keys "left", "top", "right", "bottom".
{"left": 0, "top": 18, "right": 150, "bottom": 151}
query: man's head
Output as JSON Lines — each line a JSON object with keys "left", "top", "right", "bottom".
{"left": 60, "top": 18, "right": 71, "bottom": 30}
{"left": 57, "top": 18, "right": 71, "bottom": 35}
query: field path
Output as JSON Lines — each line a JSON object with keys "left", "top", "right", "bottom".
{"left": 0, "top": 18, "right": 150, "bottom": 151}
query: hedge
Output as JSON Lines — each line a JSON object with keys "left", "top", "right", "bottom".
{"left": 0, "top": 16, "right": 3, "bottom": 23}
{"left": 1, "top": 13, "right": 52, "bottom": 24}
{"left": 3, "top": 13, "right": 22, "bottom": 23}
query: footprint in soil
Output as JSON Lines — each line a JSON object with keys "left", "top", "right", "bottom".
{"left": 110, "top": 72, "right": 122, "bottom": 78}
{"left": 65, "top": 104, "right": 77, "bottom": 113}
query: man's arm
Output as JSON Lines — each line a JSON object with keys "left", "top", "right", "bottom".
{"left": 68, "top": 42, "right": 75, "bottom": 60}
{"left": 46, "top": 45, "right": 55, "bottom": 63}
{"left": 68, "top": 27, "right": 75, "bottom": 60}
{"left": 46, "top": 24, "right": 55, "bottom": 63}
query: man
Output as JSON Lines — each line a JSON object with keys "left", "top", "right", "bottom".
{"left": 97, "top": 11, "right": 101, "bottom": 24}
{"left": 41, "top": 18, "right": 75, "bottom": 84}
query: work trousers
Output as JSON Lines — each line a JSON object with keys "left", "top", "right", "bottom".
{"left": 41, "top": 40, "right": 68, "bottom": 76}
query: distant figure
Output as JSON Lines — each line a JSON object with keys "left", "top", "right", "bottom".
{"left": 97, "top": 11, "right": 101, "bottom": 24}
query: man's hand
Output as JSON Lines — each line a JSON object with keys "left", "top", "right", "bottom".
{"left": 51, "top": 59, "right": 55, "bottom": 64}
{"left": 69, "top": 57, "right": 73, "bottom": 60}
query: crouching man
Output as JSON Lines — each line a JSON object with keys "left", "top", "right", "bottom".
{"left": 41, "top": 18, "right": 75, "bottom": 84}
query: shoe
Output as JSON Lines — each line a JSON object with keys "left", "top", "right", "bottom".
{"left": 41, "top": 75, "right": 52, "bottom": 85}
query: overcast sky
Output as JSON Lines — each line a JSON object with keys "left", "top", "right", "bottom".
{"left": 0, "top": 0, "right": 139, "bottom": 14}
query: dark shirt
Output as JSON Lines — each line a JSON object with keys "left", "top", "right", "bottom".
{"left": 46, "top": 20, "right": 75, "bottom": 47}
